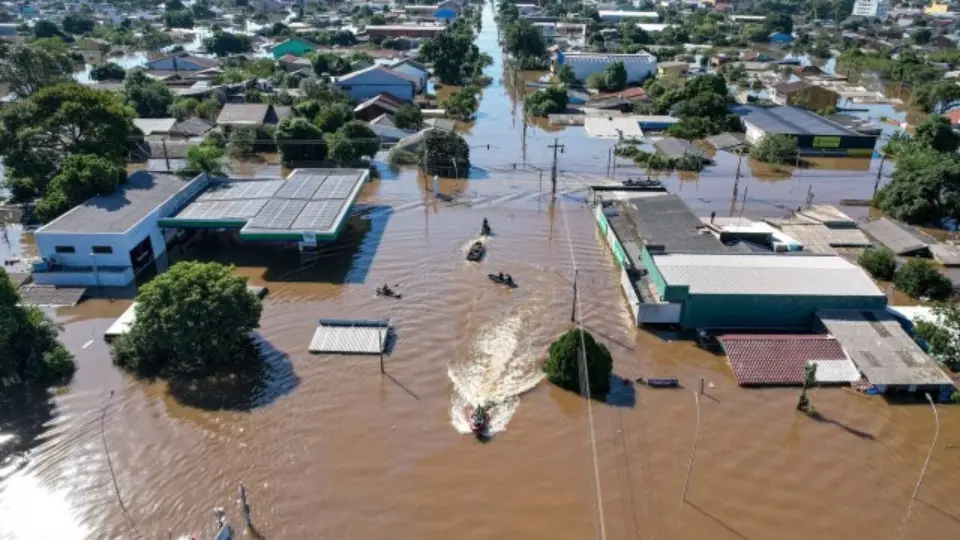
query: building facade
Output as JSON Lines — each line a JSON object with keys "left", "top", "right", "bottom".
{"left": 852, "top": 0, "right": 890, "bottom": 19}
{"left": 551, "top": 49, "right": 657, "bottom": 84}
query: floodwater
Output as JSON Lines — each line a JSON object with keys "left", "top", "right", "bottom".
{"left": 3, "top": 3, "right": 960, "bottom": 540}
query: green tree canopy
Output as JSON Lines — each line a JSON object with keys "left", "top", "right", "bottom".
{"left": 0, "top": 83, "right": 136, "bottom": 198}
{"left": 914, "top": 302, "right": 960, "bottom": 372}
{"left": 111, "top": 261, "right": 263, "bottom": 379}
{"left": 203, "top": 30, "right": 252, "bottom": 56}
{"left": 312, "top": 52, "right": 350, "bottom": 76}
{"left": 0, "top": 269, "right": 75, "bottom": 385}
{"left": 423, "top": 128, "right": 470, "bottom": 177}
{"left": 0, "top": 43, "right": 74, "bottom": 98}
{"left": 314, "top": 102, "right": 354, "bottom": 133}
{"left": 35, "top": 154, "right": 126, "bottom": 222}
{"left": 33, "top": 20, "right": 65, "bottom": 39}
{"left": 895, "top": 259, "right": 953, "bottom": 301}
{"left": 874, "top": 149, "right": 960, "bottom": 225}
{"left": 394, "top": 104, "right": 422, "bottom": 130}
{"left": 62, "top": 13, "right": 95, "bottom": 34}
{"left": 125, "top": 70, "right": 176, "bottom": 118}
{"left": 326, "top": 120, "right": 379, "bottom": 163}
{"left": 543, "top": 328, "right": 612, "bottom": 398}
{"left": 524, "top": 85, "right": 568, "bottom": 117}
{"left": 857, "top": 248, "right": 896, "bottom": 281}
{"left": 442, "top": 86, "right": 480, "bottom": 121}
{"left": 503, "top": 19, "right": 546, "bottom": 63}
{"left": 914, "top": 115, "right": 960, "bottom": 153}
{"left": 169, "top": 97, "right": 199, "bottom": 121}
{"left": 419, "top": 26, "right": 488, "bottom": 85}
{"left": 165, "top": 10, "right": 195, "bottom": 29}
{"left": 91, "top": 62, "right": 126, "bottom": 81}
{"left": 275, "top": 117, "right": 326, "bottom": 166}
{"left": 180, "top": 141, "right": 226, "bottom": 176}
{"left": 750, "top": 134, "right": 798, "bottom": 164}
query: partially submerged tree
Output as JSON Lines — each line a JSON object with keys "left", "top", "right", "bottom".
{"left": 423, "top": 128, "right": 470, "bottom": 177}
{"left": 394, "top": 104, "right": 422, "bottom": 130}
{"left": 543, "top": 328, "right": 613, "bottom": 398}
{"left": 524, "top": 85, "right": 568, "bottom": 117}
{"left": 441, "top": 86, "right": 480, "bottom": 121}
{"left": 750, "top": 134, "right": 799, "bottom": 165}
{"left": 326, "top": 121, "right": 379, "bottom": 163}
{"left": 275, "top": 117, "right": 326, "bottom": 166}
{"left": 797, "top": 362, "right": 817, "bottom": 415}
{"left": 180, "top": 141, "right": 226, "bottom": 176}
{"left": 895, "top": 259, "right": 953, "bottom": 301}
{"left": 857, "top": 247, "right": 896, "bottom": 281}
{"left": 111, "top": 262, "right": 263, "bottom": 379}
{"left": 0, "top": 43, "right": 73, "bottom": 98}
{"left": 914, "top": 302, "right": 960, "bottom": 372}
{"left": 90, "top": 62, "right": 126, "bottom": 82}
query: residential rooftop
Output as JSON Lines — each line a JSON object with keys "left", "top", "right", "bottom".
{"left": 732, "top": 105, "right": 862, "bottom": 137}
{"left": 614, "top": 193, "right": 747, "bottom": 254}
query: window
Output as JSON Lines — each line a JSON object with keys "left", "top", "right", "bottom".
{"left": 92, "top": 246, "right": 113, "bottom": 254}
{"left": 54, "top": 246, "right": 75, "bottom": 254}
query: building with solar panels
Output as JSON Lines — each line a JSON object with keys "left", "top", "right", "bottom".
{"left": 31, "top": 168, "right": 370, "bottom": 288}
{"left": 733, "top": 105, "right": 879, "bottom": 157}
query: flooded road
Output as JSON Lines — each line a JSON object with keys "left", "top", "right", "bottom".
{"left": 3, "top": 3, "right": 960, "bottom": 540}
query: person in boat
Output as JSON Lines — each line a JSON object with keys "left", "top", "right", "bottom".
{"left": 473, "top": 404, "right": 488, "bottom": 423}
{"left": 482, "top": 218, "right": 490, "bottom": 234}
{"left": 381, "top": 283, "right": 393, "bottom": 296}
{"left": 497, "top": 271, "right": 504, "bottom": 281}
{"left": 504, "top": 274, "right": 514, "bottom": 286}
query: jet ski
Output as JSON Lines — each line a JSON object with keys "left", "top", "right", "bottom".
{"left": 376, "top": 286, "right": 402, "bottom": 299}
{"left": 487, "top": 273, "right": 517, "bottom": 288}
{"left": 466, "top": 241, "right": 485, "bottom": 262}
{"left": 471, "top": 404, "right": 490, "bottom": 437}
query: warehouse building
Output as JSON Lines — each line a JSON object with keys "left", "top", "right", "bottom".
{"left": 732, "top": 105, "right": 879, "bottom": 157}
{"left": 32, "top": 169, "right": 370, "bottom": 288}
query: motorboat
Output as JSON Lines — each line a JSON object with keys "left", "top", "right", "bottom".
{"left": 376, "top": 286, "right": 402, "bottom": 299}
{"left": 466, "top": 241, "right": 485, "bottom": 262}
{"left": 471, "top": 405, "right": 489, "bottom": 437}
{"left": 487, "top": 273, "right": 517, "bottom": 288}
{"left": 646, "top": 377, "right": 680, "bottom": 388}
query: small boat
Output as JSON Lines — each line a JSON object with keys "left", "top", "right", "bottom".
{"left": 471, "top": 405, "right": 489, "bottom": 437}
{"left": 376, "top": 287, "right": 402, "bottom": 299}
{"left": 487, "top": 273, "right": 517, "bottom": 288}
{"left": 645, "top": 377, "right": 680, "bottom": 388}
{"left": 466, "top": 241, "right": 485, "bottom": 262}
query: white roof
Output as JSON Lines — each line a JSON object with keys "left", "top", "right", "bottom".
{"left": 134, "top": 117, "right": 177, "bottom": 135}
{"left": 599, "top": 10, "right": 659, "bottom": 18}
{"left": 638, "top": 23, "right": 673, "bottom": 32}
{"left": 810, "top": 359, "right": 861, "bottom": 383}
{"left": 104, "top": 302, "right": 138, "bottom": 338}
{"left": 562, "top": 52, "right": 657, "bottom": 63}
{"left": 652, "top": 254, "right": 885, "bottom": 296}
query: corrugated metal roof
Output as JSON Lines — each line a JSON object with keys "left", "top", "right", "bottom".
{"left": 817, "top": 309, "right": 955, "bottom": 387}
{"left": 810, "top": 359, "right": 861, "bottom": 383}
{"left": 653, "top": 137, "right": 706, "bottom": 159}
{"left": 652, "top": 253, "right": 885, "bottom": 296}
{"left": 860, "top": 218, "right": 930, "bottom": 255}
{"left": 732, "top": 105, "right": 859, "bottom": 137}
{"left": 309, "top": 323, "right": 389, "bottom": 354}
{"left": 720, "top": 334, "right": 848, "bottom": 385}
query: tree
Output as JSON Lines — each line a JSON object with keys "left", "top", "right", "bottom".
{"left": 369, "top": 13, "right": 386, "bottom": 25}
{"left": 603, "top": 61, "right": 627, "bottom": 92}
{"left": 915, "top": 115, "right": 960, "bottom": 154}
{"left": 35, "top": 154, "right": 126, "bottom": 222}
{"left": 169, "top": 97, "right": 199, "bottom": 121}
{"left": 165, "top": 10, "right": 195, "bottom": 29}
{"left": 423, "top": 128, "right": 469, "bottom": 177}
{"left": 910, "top": 81, "right": 960, "bottom": 114}
{"left": 0, "top": 269, "right": 75, "bottom": 385}
{"left": 0, "top": 83, "right": 136, "bottom": 198}
{"left": 524, "top": 85, "right": 568, "bottom": 117}
{"left": 90, "top": 62, "right": 126, "bottom": 81}
{"left": 111, "top": 262, "right": 262, "bottom": 379}
{"left": 179, "top": 142, "right": 226, "bottom": 176}
{"left": 314, "top": 103, "right": 353, "bottom": 133}
{"left": 275, "top": 117, "right": 326, "bottom": 166}
{"left": 750, "top": 134, "right": 798, "bottom": 164}
{"left": 195, "top": 98, "right": 221, "bottom": 121}
{"left": 326, "top": 121, "right": 379, "bottom": 163}
{"left": 394, "top": 104, "right": 422, "bottom": 130}
{"left": 125, "top": 70, "right": 175, "bottom": 118}
{"left": 874, "top": 149, "right": 960, "bottom": 225}
{"left": 796, "top": 362, "right": 817, "bottom": 414}
{"left": 442, "top": 86, "right": 480, "bottom": 121}
{"left": 203, "top": 30, "right": 252, "bottom": 56}
{"left": 557, "top": 64, "right": 576, "bottom": 85}
{"left": 62, "top": 14, "right": 95, "bottom": 34}
{"left": 503, "top": 19, "right": 546, "bottom": 64}
{"left": 33, "top": 20, "right": 64, "bottom": 39}
{"left": 895, "top": 259, "right": 953, "bottom": 301}
{"left": 764, "top": 13, "right": 793, "bottom": 35}
{"left": 227, "top": 127, "right": 256, "bottom": 158}
{"left": 857, "top": 248, "right": 896, "bottom": 281}
{"left": 419, "top": 27, "right": 487, "bottom": 85}
{"left": 166, "top": 0, "right": 185, "bottom": 10}
{"left": 913, "top": 28, "right": 932, "bottom": 45}
{"left": 312, "top": 52, "right": 350, "bottom": 76}
{"left": 543, "top": 328, "right": 612, "bottom": 398}
{"left": 0, "top": 43, "right": 73, "bottom": 98}
{"left": 914, "top": 302, "right": 960, "bottom": 371}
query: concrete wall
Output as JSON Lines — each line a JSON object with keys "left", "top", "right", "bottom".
{"left": 33, "top": 267, "right": 135, "bottom": 287}
{"left": 679, "top": 294, "right": 888, "bottom": 330}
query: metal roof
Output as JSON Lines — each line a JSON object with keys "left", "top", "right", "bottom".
{"left": 652, "top": 253, "right": 885, "bottom": 296}
{"left": 653, "top": 137, "right": 706, "bottom": 159}
{"left": 706, "top": 132, "right": 747, "bottom": 150}
{"left": 860, "top": 218, "right": 931, "bottom": 255}
{"left": 816, "top": 310, "right": 955, "bottom": 387}
{"left": 39, "top": 171, "right": 195, "bottom": 234}
{"left": 617, "top": 194, "right": 747, "bottom": 254}
{"left": 732, "top": 105, "right": 861, "bottom": 137}
{"left": 216, "top": 103, "right": 270, "bottom": 125}
{"left": 309, "top": 320, "right": 390, "bottom": 354}
{"left": 719, "top": 334, "right": 849, "bottom": 385}
{"left": 134, "top": 117, "right": 177, "bottom": 135}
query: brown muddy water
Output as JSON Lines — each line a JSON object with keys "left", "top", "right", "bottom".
{"left": 3, "top": 4, "right": 960, "bottom": 540}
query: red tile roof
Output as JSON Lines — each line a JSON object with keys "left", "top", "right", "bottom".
{"left": 719, "top": 334, "right": 847, "bottom": 386}
{"left": 594, "top": 87, "right": 647, "bottom": 100}
{"left": 946, "top": 110, "right": 960, "bottom": 125}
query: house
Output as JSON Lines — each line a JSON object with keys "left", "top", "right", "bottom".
{"left": 0, "top": 24, "right": 16, "bottom": 37}
{"left": 551, "top": 47, "right": 657, "bottom": 84}
{"left": 278, "top": 54, "right": 313, "bottom": 72}
{"left": 769, "top": 32, "right": 793, "bottom": 45}
{"left": 169, "top": 117, "right": 216, "bottom": 138}
{"left": 364, "top": 24, "right": 446, "bottom": 39}
{"left": 133, "top": 118, "right": 178, "bottom": 137}
{"left": 771, "top": 82, "right": 839, "bottom": 111}
{"left": 271, "top": 37, "right": 318, "bottom": 59}
{"left": 144, "top": 53, "right": 221, "bottom": 72}
{"left": 657, "top": 61, "right": 689, "bottom": 76}
{"left": 353, "top": 93, "right": 410, "bottom": 121}
{"left": 389, "top": 59, "right": 429, "bottom": 93}
{"left": 215, "top": 104, "right": 290, "bottom": 132}
{"left": 335, "top": 65, "right": 416, "bottom": 103}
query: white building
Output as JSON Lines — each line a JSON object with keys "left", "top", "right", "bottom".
{"left": 598, "top": 10, "right": 659, "bottom": 22}
{"left": 551, "top": 49, "right": 658, "bottom": 84}
{"left": 851, "top": 0, "right": 890, "bottom": 20}
{"left": 335, "top": 65, "right": 416, "bottom": 102}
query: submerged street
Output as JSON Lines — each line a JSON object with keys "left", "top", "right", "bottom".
{"left": 1, "top": 3, "right": 960, "bottom": 540}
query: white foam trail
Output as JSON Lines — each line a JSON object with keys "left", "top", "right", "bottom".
{"left": 448, "top": 313, "right": 545, "bottom": 435}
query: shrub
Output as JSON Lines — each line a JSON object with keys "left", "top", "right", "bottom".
{"left": 751, "top": 134, "right": 799, "bottom": 164}
{"left": 895, "top": 259, "right": 953, "bottom": 300}
{"left": 858, "top": 248, "right": 896, "bottom": 281}
{"left": 544, "top": 328, "right": 612, "bottom": 398}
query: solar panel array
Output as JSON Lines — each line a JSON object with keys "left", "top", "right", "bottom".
{"left": 167, "top": 169, "right": 368, "bottom": 234}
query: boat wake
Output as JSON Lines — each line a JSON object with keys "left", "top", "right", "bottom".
{"left": 448, "top": 312, "right": 544, "bottom": 436}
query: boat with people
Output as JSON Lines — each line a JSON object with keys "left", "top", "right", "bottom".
{"left": 487, "top": 272, "right": 517, "bottom": 288}
{"left": 480, "top": 217, "right": 492, "bottom": 236}
{"left": 466, "top": 241, "right": 485, "bottom": 262}
{"left": 376, "top": 284, "right": 402, "bottom": 299}
{"left": 471, "top": 404, "right": 490, "bottom": 437}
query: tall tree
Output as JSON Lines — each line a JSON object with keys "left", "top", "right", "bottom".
{"left": 0, "top": 83, "right": 137, "bottom": 198}
{"left": 275, "top": 117, "right": 326, "bottom": 166}
{"left": 914, "top": 115, "right": 960, "bottom": 153}
{"left": 314, "top": 103, "right": 353, "bottom": 133}
{"left": 0, "top": 43, "right": 73, "bottom": 98}
{"left": 125, "top": 70, "right": 175, "bottom": 118}
{"left": 203, "top": 30, "right": 252, "bottom": 56}
{"left": 35, "top": 154, "right": 127, "bottom": 222}
{"left": 503, "top": 19, "right": 546, "bottom": 61}
{"left": 326, "top": 120, "right": 379, "bottom": 163}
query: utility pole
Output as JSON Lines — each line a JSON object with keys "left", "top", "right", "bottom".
{"left": 570, "top": 269, "right": 578, "bottom": 322}
{"left": 548, "top": 138, "right": 564, "bottom": 195}
{"left": 805, "top": 184, "right": 814, "bottom": 208}
{"left": 379, "top": 326, "right": 385, "bottom": 374}
{"left": 162, "top": 138, "right": 171, "bottom": 172}
{"left": 873, "top": 153, "right": 887, "bottom": 197}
